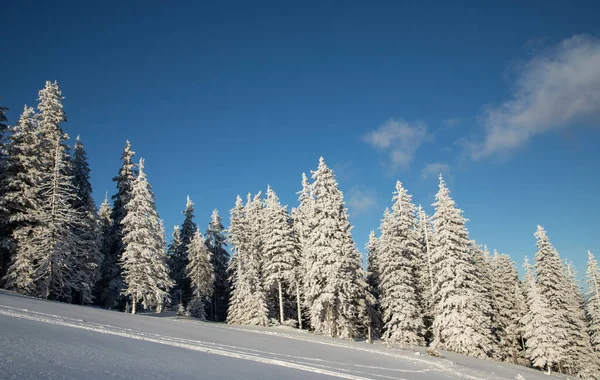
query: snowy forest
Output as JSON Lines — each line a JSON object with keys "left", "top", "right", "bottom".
{"left": 1, "top": 82, "right": 600, "bottom": 379}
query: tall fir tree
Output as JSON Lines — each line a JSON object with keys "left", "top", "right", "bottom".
{"left": 120, "top": 158, "right": 173, "bottom": 314}
{"left": 71, "top": 136, "right": 102, "bottom": 304}
{"left": 303, "top": 157, "right": 365, "bottom": 338}
{"left": 205, "top": 209, "right": 230, "bottom": 322}
{"left": 378, "top": 181, "right": 424, "bottom": 346}
{"left": 587, "top": 250, "right": 600, "bottom": 352}
{"left": 430, "top": 174, "right": 495, "bottom": 358}
{"left": 36, "top": 81, "right": 69, "bottom": 175}
{"left": 491, "top": 252, "right": 525, "bottom": 363}
{"left": 365, "top": 229, "right": 382, "bottom": 337}
{"left": 185, "top": 227, "right": 214, "bottom": 320}
{"left": 415, "top": 205, "right": 435, "bottom": 343}
{"left": 170, "top": 196, "right": 196, "bottom": 306}
{"left": 0, "top": 106, "right": 42, "bottom": 286}
{"left": 99, "top": 140, "right": 136, "bottom": 309}
{"left": 94, "top": 195, "right": 113, "bottom": 302}
{"left": 227, "top": 195, "right": 269, "bottom": 325}
{"left": 562, "top": 261, "right": 600, "bottom": 379}
{"left": 263, "top": 186, "right": 300, "bottom": 324}
{"left": 522, "top": 256, "right": 559, "bottom": 374}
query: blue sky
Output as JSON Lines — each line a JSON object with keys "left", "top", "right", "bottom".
{"left": 2, "top": 1, "right": 600, "bottom": 278}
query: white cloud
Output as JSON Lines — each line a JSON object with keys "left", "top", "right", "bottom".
{"left": 421, "top": 162, "right": 450, "bottom": 179}
{"left": 442, "top": 118, "right": 462, "bottom": 128}
{"left": 363, "top": 119, "right": 428, "bottom": 169}
{"left": 470, "top": 34, "right": 600, "bottom": 159}
{"left": 346, "top": 187, "right": 377, "bottom": 216}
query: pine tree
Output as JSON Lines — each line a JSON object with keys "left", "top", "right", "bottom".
{"left": 587, "top": 250, "right": 600, "bottom": 352}
{"left": 171, "top": 196, "right": 196, "bottom": 305}
{"left": 71, "top": 136, "right": 102, "bottom": 304}
{"left": 378, "top": 181, "right": 424, "bottom": 346}
{"left": 303, "top": 157, "right": 365, "bottom": 338}
{"left": 185, "top": 227, "right": 214, "bottom": 320}
{"left": 491, "top": 252, "right": 524, "bottom": 363}
{"left": 0, "top": 99, "right": 8, "bottom": 131}
{"left": 205, "top": 209, "right": 230, "bottom": 322}
{"left": 94, "top": 195, "right": 113, "bottom": 303}
{"left": 36, "top": 81, "right": 69, "bottom": 175}
{"left": 365, "top": 229, "right": 382, "bottom": 337}
{"left": 100, "top": 140, "right": 136, "bottom": 309}
{"left": 415, "top": 205, "right": 435, "bottom": 318}
{"left": 167, "top": 225, "right": 182, "bottom": 305}
{"left": 430, "top": 174, "right": 494, "bottom": 358}
{"left": 227, "top": 195, "right": 269, "bottom": 325}
{"left": 120, "top": 158, "right": 173, "bottom": 314}
{"left": 263, "top": 186, "right": 300, "bottom": 324}
{"left": 563, "top": 261, "right": 600, "bottom": 379}
{"left": 522, "top": 256, "right": 559, "bottom": 374}
{"left": 0, "top": 106, "right": 43, "bottom": 287}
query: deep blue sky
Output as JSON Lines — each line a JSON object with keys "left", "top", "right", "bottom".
{"left": 2, "top": 1, "right": 600, "bottom": 278}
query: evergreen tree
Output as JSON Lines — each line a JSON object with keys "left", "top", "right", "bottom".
{"left": 227, "top": 195, "right": 269, "bottom": 325}
{"left": 491, "top": 252, "right": 525, "bottom": 363}
{"left": 185, "top": 227, "right": 214, "bottom": 320}
{"left": 205, "top": 209, "right": 230, "bottom": 322}
{"left": 263, "top": 186, "right": 299, "bottom": 324}
{"left": 170, "top": 196, "right": 196, "bottom": 306}
{"left": 120, "top": 158, "right": 173, "bottom": 314}
{"left": 431, "top": 174, "right": 494, "bottom": 358}
{"left": 563, "top": 261, "right": 600, "bottom": 379}
{"left": 587, "top": 250, "right": 600, "bottom": 352}
{"left": 71, "top": 136, "right": 102, "bottom": 304}
{"left": 415, "top": 205, "right": 435, "bottom": 318}
{"left": 0, "top": 106, "right": 42, "bottom": 287}
{"left": 522, "top": 256, "right": 558, "bottom": 374}
{"left": 36, "top": 81, "right": 69, "bottom": 175}
{"left": 365, "top": 229, "right": 382, "bottom": 337}
{"left": 378, "top": 181, "right": 424, "bottom": 346}
{"left": 100, "top": 140, "right": 136, "bottom": 309}
{"left": 303, "top": 157, "right": 365, "bottom": 338}
{"left": 0, "top": 99, "right": 7, "bottom": 131}
{"left": 94, "top": 195, "right": 113, "bottom": 302}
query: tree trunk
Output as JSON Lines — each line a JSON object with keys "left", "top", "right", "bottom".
{"left": 278, "top": 280, "right": 284, "bottom": 325}
{"left": 367, "top": 325, "right": 372, "bottom": 344}
{"left": 132, "top": 297, "right": 137, "bottom": 314}
{"left": 296, "top": 282, "right": 302, "bottom": 329}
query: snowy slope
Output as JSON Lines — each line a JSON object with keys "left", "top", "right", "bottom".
{"left": 0, "top": 290, "right": 559, "bottom": 380}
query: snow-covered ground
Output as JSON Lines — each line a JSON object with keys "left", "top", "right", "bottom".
{"left": 0, "top": 290, "right": 559, "bottom": 380}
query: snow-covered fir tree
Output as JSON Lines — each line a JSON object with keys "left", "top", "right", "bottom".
{"left": 587, "top": 250, "right": 600, "bottom": 352}
{"left": 0, "top": 106, "right": 42, "bottom": 288}
{"left": 36, "top": 81, "right": 69, "bottom": 178}
{"left": 562, "top": 261, "right": 600, "bottom": 379}
{"left": 365, "top": 229, "right": 382, "bottom": 336}
{"left": 522, "top": 256, "right": 559, "bottom": 374}
{"left": 120, "top": 158, "right": 173, "bottom": 314}
{"left": 378, "top": 181, "right": 424, "bottom": 346}
{"left": 302, "top": 157, "right": 365, "bottom": 338}
{"left": 415, "top": 205, "right": 435, "bottom": 317}
{"left": 491, "top": 252, "right": 525, "bottom": 363}
{"left": 226, "top": 195, "right": 269, "bottom": 325}
{"left": 430, "top": 174, "right": 495, "bottom": 358}
{"left": 185, "top": 227, "right": 214, "bottom": 320}
{"left": 205, "top": 209, "right": 230, "bottom": 322}
{"left": 71, "top": 136, "right": 102, "bottom": 304}
{"left": 94, "top": 195, "right": 112, "bottom": 302}
{"left": 98, "top": 140, "right": 137, "bottom": 309}
{"left": 263, "top": 186, "right": 300, "bottom": 324}
{"left": 170, "top": 196, "right": 196, "bottom": 306}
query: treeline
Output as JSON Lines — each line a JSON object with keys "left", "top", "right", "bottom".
{"left": 1, "top": 83, "right": 599, "bottom": 379}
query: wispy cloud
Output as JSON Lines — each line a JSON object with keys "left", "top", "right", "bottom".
{"left": 442, "top": 118, "right": 462, "bottom": 128}
{"left": 468, "top": 34, "right": 600, "bottom": 159}
{"left": 346, "top": 187, "right": 377, "bottom": 216}
{"left": 421, "top": 162, "right": 450, "bottom": 179}
{"left": 363, "top": 119, "right": 428, "bottom": 169}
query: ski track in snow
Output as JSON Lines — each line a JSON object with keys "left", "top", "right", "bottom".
{"left": 0, "top": 305, "right": 399, "bottom": 380}
{"left": 1, "top": 298, "right": 544, "bottom": 380}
